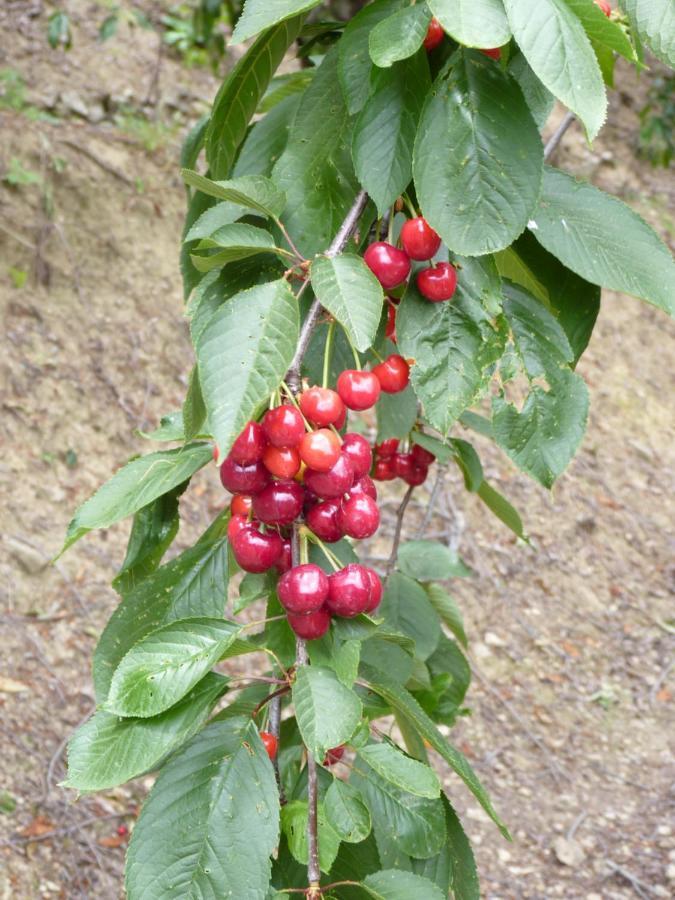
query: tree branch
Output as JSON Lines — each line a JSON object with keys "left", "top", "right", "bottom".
{"left": 384, "top": 485, "right": 415, "bottom": 577}
{"left": 544, "top": 111, "right": 576, "bottom": 162}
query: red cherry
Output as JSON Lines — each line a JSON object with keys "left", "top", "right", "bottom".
{"left": 349, "top": 475, "right": 377, "bottom": 500}
{"left": 304, "top": 453, "right": 355, "bottom": 500}
{"left": 373, "top": 458, "right": 396, "bottom": 481}
{"left": 262, "top": 445, "right": 301, "bottom": 479}
{"left": 327, "top": 564, "right": 372, "bottom": 617}
{"left": 117, "top": 824, "right": 129, "bottom": 837}
{"left": 278, "top": 564, "right": 330, "bottom": 614}
{"left": 220, "top": 458, "right": 270, "bottom": 494}
{"left": 385, "top": 303, "right": 397, "bottom": 343}
{"left": 423, "top": 17, "right": 444, "bottom": 51}
{"left": 260, "top": 731, "right": 278, "bottom": 760}
{"left": 337, "top": 370, "right": 381, "bottom": 411}
{"left": 276, "top": 539, "right": 292, "bottom": 574}
{"left": 480, "top": 47, "right": 501, "bottom": 60}
{"left": 228, "top": 514, "right": 250, "bottom": 542}
{"left": 339, "top": 494, "right": 380, "bottom": 540}
{"left": 252, "top": 481, "right": 305, "bottom": 526}
{"left": 229, "top": 421, "right": 266, "bottom": 465}
{"left": 400, "top": 217, "right": 441, "bottom": 261}
{"left": 333, "top": 403, "right": 347, "bottom": 431}
{"left": 299, "top": 429, "right": 341, "bottom": 472}
{"left": 323, "top": 745, "right": 345, "bottom": 766}
{"left": 232, "top": 525, "right": 282, "bottom": 573}
{"left": 404, "top": 464, "right": 428, "bottom": 487}
{"left": 595, "top": 0, "right": 611, "bottom": 15}
{"left": 287, "top": 607, "right": 331, "bottom": 640}
{"left": 392, "top": 453, "right": 414, "bottom": 480}
{"left": 299, "top": 387, "right": 345, "bottom": 428}
{"left": 262, "top": 405, "right": 305, "bottom": 448}
{"left": 230, "top": 493, "right": 253, "bottom": 517}
{"left": 375, "top": 439, "right": 399, "bottom": 459}
{"left": 341, "top": 433, "right": 373, "bottom": 478}
{"left": 373, "top": 355, "right": 410, "bottom": 394}
{"left": 411, "top": 444, "right": 435, "bottom": 467}
{"left": 306, "top": 499, "right": 344, "bottom": 543}
{"left": 417, "top": 262, "right": 458, "bottom": 302}
{"left": 363, "top": 242, "right": 411, "bottom": 291}
{"left": 363, "top": 568, "right": 383, "bottom": 613}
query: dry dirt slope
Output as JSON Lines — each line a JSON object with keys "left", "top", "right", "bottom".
{"left": 1, "top": 4, "right": 674, "bottom": 898}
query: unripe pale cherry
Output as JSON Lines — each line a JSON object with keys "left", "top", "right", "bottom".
{"left": 327, "top": 564, "right": 373, "bottom": 617}
{"left": 417, "top": 262, "right": 458, "bottom": 302}
{"left": 262, "top": 404, "right": 305, "bottom": 448}
{"left": 595, "top": 0, "right": 611, "bottom": 16}
{"left": 262, "top": 445, "right": 301, "bottom": 479}
{"left": 299, "top": 428, "right": 341, "bottom": 472}
{"left": 339, "top": 494, "right": 380, "bottom": 539}
{"left": 232, "top": 525, "right": 282, "bottom": 573}
{"left": 400, "top": 217, "right": 441, "bottom": 260}
{"left": 304, "top": 453, "right": 355, "bottom": 499}
{"left": 229, "top": 421, "right": 266, "bottom": 465}
{"left": 287, "top": 607, "right": 331, "bottom": 640}
{"left": 341, "top": 433, "right": 373, "bottom": 478}
{"left": 363, "top": 242, "right": 411, "bottom": 290}
{"left": 337, "top": 370, "right": 381, "bottom": 411}
{"left": 252, "top": 481, "right": 304, "bottom": 526}
{"left": 230, "top": 493, "right": 253, "bottom": 517}
{"left": 423, "top": 17, "right": 444, "bottom": 51}
{"left": 299, "top": 387, "right": 345, "bottom": 427}
{"left": 278, "top": 563, "right": 330, "bottom": 614}
{"left": 363, "top": 568, "right": 383, "bottom": 613}
{"left": 220, "top": 457, "right": 270, "bottom": 494}
{"left": 260, "top": 731, "right": 278, "bottom": 760}
{"left": 306, "top": 499, "right": 345, "bottom": 543}
{"left": 373, "top": 354, "right": 410, "bottom": 394}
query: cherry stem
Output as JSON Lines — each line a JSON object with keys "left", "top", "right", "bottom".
{"left": 322, "top": 320, "right": 336, "bottom": 389}
{"left": 299, "top": 530, "right": 309, "bottom": 565}
{"left": 384, "top": 484, "right": 415, "bottom": 578}
{"left": 402, "top": 192, "right": 418, "bottom": 218}
{"left": 305, "top": 532, "right": 342, "bottom": 571}
{"left": 387, "top": 205, "right": 395, "bottom": 244}
{"left": 275, "top": 216, "right": 306, "bottom": 263}
{"left": 251, "top": 684, "right": 291, "bottom": 718}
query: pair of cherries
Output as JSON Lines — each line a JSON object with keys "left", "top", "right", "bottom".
{"left": 372, "top": 439, "right": 435, "bottom": 488}
{"left": 423, "top": 17, "right": 501, "bottom": 59}
{"left": 260, "top": 730, "right": 345, "bottom": 766}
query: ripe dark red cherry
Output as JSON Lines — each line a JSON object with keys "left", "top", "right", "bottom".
{"left": 299, "top": 428, "right": 341, "bottom": 472}
{"left": 230, "top": 493, "right": 253, "bottom": 517}
{"left": 276, "top": 539, "right": 292, "bottom": 574}
{"left": 411, "top": 444, "right": 435, "bottom": 467}
{"left": 327, "top": 564, "right": 373, "bottom": 617}
{"left": 262, "top": 445, "right": 301, "bottom": 479}
{"left": 417, "top": 262, "right": 458, "bottom": 302}
{"left": 262, "top": 405, "right": 306, "bottom": 448}
{"left": 252, "top": 481, "right": 304, "bottom": 525}
{"left": 385, "top": 303, "right": 397, "bottom": 343}
{"left": 393, "top": 453, "right": 415, "bottom": 481}
{"left": 304, "top": 453, "right": 355, "bottom": 500}
{"left": 323, "top": 745, "right": 346, "bottom": 766}
{"left": 400, "top": 217, "right": 441, "bottom": 261}
{"left": 260, "top": 731, "right": 278, "bottom": 760}
{"left": 306, "top": 499, "right": 344, "bottom": 543}
{"left": 363, "top": 242, "right": 411, "bottom": 291}
{"left": 349, "top": 475, "right": 377, "bottom": 500}
{"left": 287, "top": 607, "right": 331, "bottom": 640}
{"left": 404, "top": 465, "right": 429, "bottom": 487}
{"left": 337, "top": 370, "right": 381, "bottom": 411}
{"left": 373, "top": 354, "right": 410, "bottom": 394}
{"left": 229, "top": 421, "right": 266, "bottom": 465}
{"left": 595, "top": 0, "right": 611, "bottom": 16}
{"left": 232, "top": 525, "right": 282, "bottom": 573}
{"left": 341, "top": 433, "right": 373, "bottom": 478}
{"left": 299, "top": 387, "right": 345, "bottom": 427}
{"left": 220, "top": 458, "right": 270, "bottom": 494}
{"left": 363, "top": 568, "right": 383, "bottom": 613}
{"left": 278, "top": 564, "right": 330, "bottom": 615}
{"left": 227, "top": 514, "right": 250, "bottom": 543}
{"left": 339, "top": 494, "right": 380, "bottom": 539}
{"left": 373, "top": 458, "right": 396, "bottom": 481}
{"left": 423, "top": 17, "right": 444, "bottom": 51}
{"left": 480, "top": 47, "right": 501, "bottom": 60}
{"left": 375, "top": 438, "right": 399, "bottom": 459}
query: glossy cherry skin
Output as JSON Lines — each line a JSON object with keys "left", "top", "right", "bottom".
{"left": 363, "top": 242, "right": 411, "bottom": 291}
{"left": 423, "top": 17, "right": 444, "bottom": 51}
{"left": 480, "top": 47, "right": 501, "bottom": 60}
{"left": 262, "top": 445, "right": 301, "bottom": 479}
{"left": 232, "top": 525, "right": 282, "bottom": 573}
{"left": 304, "top": 453, "right": 355, "bottom": 500}
{"left": 327, "top": 564, "right": 372, "bottom": 618}
{"left": 337, "top": 370, "right": 381, "bottom": 411}
{"left": 341, "top": 433, "right": 373, "bottom": 478}
{"left": 227, "top": 514, "right": 250, "bottom": 543}
{"left": 278, "top": 563, "right": 330, "bottom": 615}
{"left": 404, "top": 464, "right": 428, "bottom": 487}
{"left": 411, "top": 444, "right": 435, "bottom": 467}
{"left": 306, "top": 499, "right": 344, "bottom": 543}
{"left": 375, "top": 438, "right": 399, "bottom": 459}
{"left": 417, "top": 262, "right": 458, "bottom": 302}
{"left": 385, "top": 303, "right": 397, "bottom": 342}
{"left": 230, "top": 493, "right": 253, "bottom": 517}
{"left": 400, "top": 217, "right": 442, "bottom": 261}
{"left": 299, "top": 428, "right": 341, "bottom": 472}
{"left": 276, "top": 539, "right": 292, "bottom": 574}
{"left": 333, "top": 403, "right": 347, "bottom": 430}
{"left": 323, "top": 745, "right": 346, "bottom": 766}
{"left": 373, "top": 354, "right": 410, "bottom": 394}
{"left": 287, "top": 607, "right": 331, "bottom": 640}
{"left": 349, "top": 475, "right": 377, "bottom": 500}
{"left": 392, "top": 453, "right": 415, "bottom": 481}
{"left": 299, "top": 387, "right": 345, "bottom": 428}
{"left": 229, "top": 421, "right": 266, "bottom": 465}
{"left": 220, "top": 458, "right": 270, "bottom": 494}
{"left": 373, "top": 458, "right": 396, "bottom": 481}
{"left": 262, "top": 405, "right": 306, "bottom": 448}
{"left": 339, "top": 494, "right": 380, "bottom": 539}
{"left": 363, "top": 568, "right": 383, "bottom": 613}
{"left": 595, "top": 0, "right": 611, "bottom": 15}
{"left": 260, "top": 731, "right": 278, "bottom": 760}
{"left": 252, "top": 481, "right": 304, "bottom": 526}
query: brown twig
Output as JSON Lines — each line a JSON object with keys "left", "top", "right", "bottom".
{"left": 251, "top": 685, "right": 291, "bottom": 718}
{"left": 544, "top": 111, "right": 576, "bottom": 162}
{"left": 384, "top": 485, "right": 415, "bottom": 577}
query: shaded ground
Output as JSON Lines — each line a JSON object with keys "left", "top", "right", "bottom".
{"left": 1, "top": 4, "right": 673, "bottom": 898}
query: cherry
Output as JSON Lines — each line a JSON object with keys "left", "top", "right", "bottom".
{"left": 260, "top": 731, "right": 278, "bottom": 760}
{"left": 278, "top": 563, "right": 330, "bottom": 614}
{"left": 393, "top": 452, "right": 415, "bottom": 481}
{"left": 400, "top": 217, "right": 441, "bottom": 261}
{"left": 404, "top": 464, "right": 428, "bottom": 487}
{"left": 323, "top": 745, "right": 346, "bottom": 766}
{"left": 363, "top": 568, "right": 383, "bottom": 613}
{"left": 232, "top": 525, "right": 282, "bottom": 573}
{"left": 220, "top": 458, "right": 270, "bottom": 494}
{"left": 423, "top": 17, "right": 444, "bottom": 51}
{"left": 337, "top": 370, "right": 381, "bottom": 411}
{"left": 385, "top": 303, "right": 397, "bottom": 343}
{"left": 262, "top": 405, "right": 305, "bottom": 448}
{"left": 306, "top": 499, "right": 344, "bottom": 543}
{"left": 480, "top": 47, "right": 501, "bottom": 60}
{"left": 230, "top": 493, "right": 253, "bottom": 517}
{"left": 339, "top": 494, "right": 380, "bottom": 539}
{"left": 373, "top": 458, "right": 396, "bottom": 481}
{"left": 375, "top": 438, "right": 399, "bottom": 459}
{"left": 373, "top": 355, "right": 410, "bottom": 394}
{"left": 349, "top": 474, "right": 377, "bottom": 500}
{"left": 262, "top": 445, "right": 301, "bottom": 479}
{"left": 287, "top": 607, "right": 331, "bottom": 640}
{"left": 417, "top": 262, "right": 458, "bottom": 302}
{"left": 327, "top": 564, "right": 372, "bottom": 617}
{"left": 298, "top": 428, "right": 341, "bottom": 472}
{"left": 229, "top": 421, "right": 266, "bottom": 465}
{"left": 252, "top": 481, "right": 304, "bottom": 525}
{"left": 595, "top": 0, "right": 611, "bottom": 15}
{"left": 276, "top": 539, "right": 292, "bottom": 574}
{"left": 363, "top": 242, "right": 411, "bottom": 291}
{"left": 227, "top": 514, "right": 250, "bottom": 543}
{"left": 341, "top": 433, "right": 373, "bottom": 478}
{"left": 299, "top": 387, "right": 345, "bottom": 428}
{"left": 333, "top": 403, "right": 347, "bottom": 431}
{"left": 304, "top": 453, "right": 355, "bottom": 500}
{"left": 411, "top": 444, "right": 435, "bottom": 467}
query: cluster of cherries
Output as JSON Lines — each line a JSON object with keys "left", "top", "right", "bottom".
{"left": 372, "top": 438, "right": 435, "bottom": 488}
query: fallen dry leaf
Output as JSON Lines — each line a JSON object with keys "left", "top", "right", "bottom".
{"left": 0, "top": 676, "right": 30, "bottom": 694}
{"left": 98, "top": 834, "right": 127, "bottom": 848}
{"left": 19, "top": 815, "right": 54, "bottom": 838}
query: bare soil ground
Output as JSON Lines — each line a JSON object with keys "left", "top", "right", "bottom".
{"left": 1, "top": 4, "right": 673, "bottom": 898}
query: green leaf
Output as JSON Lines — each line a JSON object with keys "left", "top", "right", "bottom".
{"left": 362, "top": 670, "right": 510, "bottom": 838}
{"left": 398, "top": 542, "right": 471, "bottom": 581}
{"left": 530, "top": 167, "right": 675, "bottom": 318}
{"left": 231, "top": 0, "right": 319, "bottom": 44}
{"left": 477, "top": 480, "right": 527, "bottom": 540}
{"left": 292, "top": 665, "right": 362, "bottom": 760}
{"left": 358, "top": 742, "right": 441, "bottom": 799}
{"left": 565, "top": 0, "right": 636, "bottom": 61}
{"left": 368, "top": 5, "right": 432, "bottom": 68}
{"left": 508, "top": 53, "right": 555, "bottom": 130}
{"left": 362, "top": 869, "right": 446, "bottom": 900}
{"left": 502, "top": 0, "right": 606, "bottom": 139}
{"left": 191, "top": 225, "right": 281, "bottom": 272}
{"left": 621, "top": 0, "right": 675, "bottom": 67}
{"left": 310, "top": 635, "right": 361, "bottom": 687}
{"left": 180, "top": 171, "right": 286, "bottom": 220}
{"left": 448, "top": 438, "right": 484, "bottom": 491}
{"left": 233, "top": 94, "right": 301, "bottom": 179}
{"left": 353, "top": 53, "right": 430, "bottom": 215}
{"left": 61, "top": 443, "right": 212, "bottom": 553}
{"left": 183, "top": 366, "right": 207, "bottom": 441}
{"left": 427, "top": 0, "right": 511, "bottom": 47}
{"left": 281, "top": 800, "right": 342, "bottom": 873}
{"left": 106, "top": 617, "right": 240, "bottom": 718}
{"left": 197, "top": 278, "right": 299, "bottom": 461}
{"left": 64, "top": 673, "right": 227, "bottom": 792}
{"left": 424, "top": 583, "right": 467, "bottom": 648}
{"left": 310, "top": 254, "right": 384, "bottom": 352}
{"left": 413, "top": 49, "right": 543, "bottom": 256}
{"left": 445, "top": 798, "right": 480, "bottom": 900}
{"left": 379, "top": 573, "right": 441, "bottom": 660}
{"left": 47, "top": 11, "right": 71, "bottom": 49}
{"left": 426, "top": 634, "right": 471, "bottom": 712}
{"left": 325, "top": 779, "right": 372, "bottom": 843}
{"left": 502, "top": 282, "right": 573, "bottom": 380}
{"left": 206, "top": 16, "right": 304, "bottom": 179}
{"left": 377, "top": 384, "right": 418, "bottom": 441}
{"left": 260, "top": 70, "right": 315, "bottom": 113}
{"left": 234, "top": 571, "right": 276, "bottom": 614}
{"left": 125, "top": 717, "right": 279, "bottom": 900}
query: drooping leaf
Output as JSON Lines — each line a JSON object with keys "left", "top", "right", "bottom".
{"left": 191, "top": 224, "right": 282, "bottom": 272}
{"left": 397, "top": 542, "right": 471, "bottom": 581}
{"left": 292, "top": 665, "right": 362, "bottom": 760}
{"left": 325, "top": 778, "right": 372, "bottom": 843}
{"left": 180, "top": 171, "right": 286, "bottom": 220}
{"left": 621, "top": 0, "right": 675, "bottom": 68}
{"left": 362, "top": 869, "right": 446, "bottom": 900}
{"left": 448, "top": 438, "right": 484, "bottom": 491}
{"left": 358, "top": 742, "right": 441, "bottom": 799}
{"left": 231, "top": 0, "right": 319, "bottom": 44}
{"left": 310, "top": 254, "right": 384, "bottom": 351}
{"left": 423, "top": 583, "right": 467, "bottom": 648}
{"left": 281, "top": 800, "right": 342, "bottom": 873}
{"left": 368, "top": 5, "right": 432, "bottom": 68}
{"left": 427, "top": 0, "right": 511, "bottom": 47}
{"left": 378, "top": 573, "right": 441, "bottom": 660}
{"left": 477, "top": 480, "right": 527, "bottom": 540}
